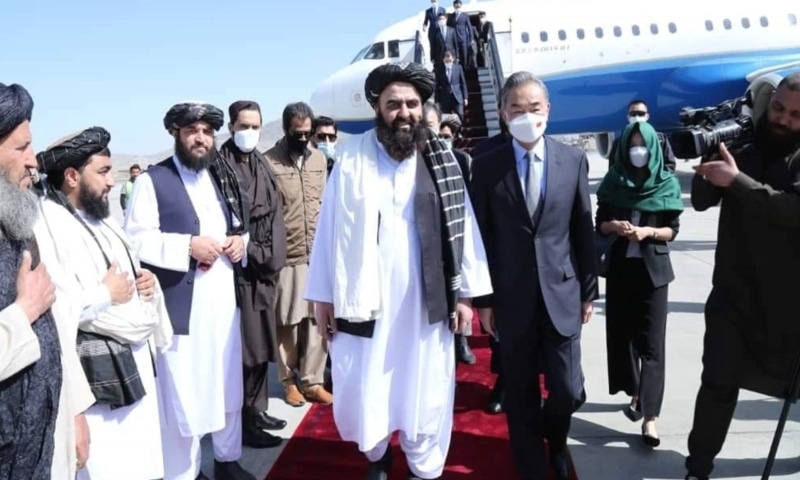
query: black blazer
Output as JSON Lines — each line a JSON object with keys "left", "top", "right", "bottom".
{"left": 595, "top": 203, "right": 681, "bottom": 288}
{"left": 469, "top": 137, "right": 599, "bottom": 338}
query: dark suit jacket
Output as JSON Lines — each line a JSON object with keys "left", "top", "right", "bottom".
{"left": 471, "top": 133, "right": 509, "bottom": 158}
{"left": 479, "top": 21, "right": 493, "bottom": 42}
{"left": 448, "top": 10, "right": 473, "bottom": 43}
{"left": 430, "top": 26, "right": 458, "bottom": 63}
{"left": 435, "top": 62, "right": 468, "bottom": 104}
{"left": 594, "top": 203, "right": 680, "bottom": 288}
{"left": 423, "top": 5, "right": 446, "bottom": 33}
{"left": 470, "top": 137, "right": 599, "bottom": 338}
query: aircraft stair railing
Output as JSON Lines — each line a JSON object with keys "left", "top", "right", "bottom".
{"left": 456, "top": 23, "right": 503, "bottom": 153}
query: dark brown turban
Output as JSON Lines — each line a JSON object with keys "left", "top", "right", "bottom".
{"left": 364, "top": 62, "right": 435, "bottom": 108}
{"left": 36, "top": 126, "right": 111, "bottom": 173}
{"left": 163, "top": 102, "right": 224, "bottom": 132}
{"left": 0, "top": 83, "right": 34, "bottom": 140}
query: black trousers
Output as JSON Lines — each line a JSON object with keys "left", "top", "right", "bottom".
{"left": 500, "top": 289, "right": 585, "bottom": 480}
{"left": 243, "top": 362, "right": 270, "bottom": 416}
{"left": 440, "top": 95, "right": 464, "bottom": 122}
{"left": 686, "top": 289, "right": 746, "bottom": 478}
{"left": 606, "top": 257, "right": 668, "bottom": 416}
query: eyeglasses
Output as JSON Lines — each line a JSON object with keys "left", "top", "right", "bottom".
{"left": 290, "top": 130, "right": 312, "bottom": 140}
{"left": 315, "top": 133, "right": 337, "bottom": 142}
{"left": 629, "top": 110, "right": 648, "bottom": 117}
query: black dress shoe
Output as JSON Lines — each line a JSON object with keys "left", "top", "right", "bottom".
{"left": 549, "top": 450, "right": 570, "bottom": 480}
{"left": 365, "top": 447, "right": 392, "bottom": 480}
{"left": 214, "top": 460, "right": 257, "bottom": 480}
{"left": 455, "top": 334, "right": 476, "bottom": 364}
{"left": 253, "top": 410, "right": 287, "bottom": 431}
{"left": 243, "top": 427, "right": 283, "bottom": 449}
{"left": 486, "top": 378, "right": 504, "bottom": 414}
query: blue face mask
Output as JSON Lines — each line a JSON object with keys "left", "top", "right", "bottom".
{"left": 317, "top": 141, "right": 335, "bottom": 158}
{"left": 441, "top": 138, "right": 452, "bottom": 150}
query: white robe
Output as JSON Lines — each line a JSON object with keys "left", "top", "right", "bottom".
{"left": 304, "top": 138, "right": 492, "bottom": 476}
{"left": 36, "top": 199, "right": 165, "bottom": 479}
{"left": 123, "top": 157, "right": 245, "bottom": 439}
{"left": 33, "top": 199, "right": 99, "bottom": 480}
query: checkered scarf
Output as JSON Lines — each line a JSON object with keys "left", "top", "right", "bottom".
{"left": 209, "top": 151, "right": 246, "bottom": 235}
{"left": 420, "top": 129, "right": 466, "bottom": 323}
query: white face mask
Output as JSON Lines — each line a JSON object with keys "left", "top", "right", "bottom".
{"left": 628, "top": 114, "right": 647, "bottom": 124}
{"left": 507, "top": 113, "right": 547, "bottom": 144}
{"left": 317, "top": 141, "right": 335, "bottom": 158}
{"left": 629, "top": 146, "right": 649, "bottom": 167}
{"left": 233, "top": 128, "right": 260, "bottom": 153}
{"left": 438, "top": 20, "right": 446, "bottom": 27}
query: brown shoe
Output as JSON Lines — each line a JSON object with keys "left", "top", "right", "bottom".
{"left": 284, "top": 384, "right": 306, "bottom": 407}
{"left": 303, "top": 384, "right": 333, "bottom": 405}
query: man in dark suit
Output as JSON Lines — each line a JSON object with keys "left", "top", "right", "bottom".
{"left": 448, "top": 0, "right": 473, "bottom": 65}
{"left": 477, "top": 11, "right": 494, "bottom": 67}
{"left": 470, "top": 72, "right": 599, "bottom": 480}
{"left": 422, "top": 0, "right": 446, "bottom": 62}
{"left": 430, "top": 13, "right": 458, "bottom": 70}
{"left": 435, "top": 50, "right": 468, "bottom": 121}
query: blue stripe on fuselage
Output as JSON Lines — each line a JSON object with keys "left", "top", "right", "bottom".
{"left": 333, "top": 48, "right": 800, "bottom": 135}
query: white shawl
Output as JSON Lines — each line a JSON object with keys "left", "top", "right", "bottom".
{"left": 331, "top": 129, "right": 382, "bottom": 322}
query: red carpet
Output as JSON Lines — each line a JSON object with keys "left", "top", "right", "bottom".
{"left": 265, "top": 329, "right": 579, "bottom": 479}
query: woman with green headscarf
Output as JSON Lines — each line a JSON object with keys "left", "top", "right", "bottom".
{"left": 595, "top": 120, "right": 683, "bottom": 448}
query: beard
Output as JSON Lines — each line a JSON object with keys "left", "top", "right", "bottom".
{"left": 79, "top": 178, "right": 110, "bottom": 221}
{"left": 374, "top": 111, "right": 427, "bottom": 161}
{"left": 175, "top": 137, "right": 216, "bottom": 172}
{"left": 755, "top": 115, "right": 800, "bottom": 159}
{"left": 0, "top": 165, "right": 39, "bottom": 241}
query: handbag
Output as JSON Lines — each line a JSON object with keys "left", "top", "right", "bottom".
{"left": 595, "top": 231, "right": 618, "bottom": 278}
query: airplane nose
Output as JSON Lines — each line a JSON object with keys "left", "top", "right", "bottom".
{"left": 310, "top": 77, "right": 337, "bottom": 118}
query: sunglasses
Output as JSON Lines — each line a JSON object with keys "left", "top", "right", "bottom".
{"left": 629, "top": 110, "right": 648, "bottom": 117}
{"left": 315, "top": 133, "right": 337, "bottom": 142}
{"left": 291, "top": 130, "right": 312, "bottom": 140}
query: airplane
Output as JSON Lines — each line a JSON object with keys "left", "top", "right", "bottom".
{"left": 308, "top": 0, "right": 800, "bottom": 158}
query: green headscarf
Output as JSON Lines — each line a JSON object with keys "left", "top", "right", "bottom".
{"left": 596, "top": 121, "right": 684, "bottom": 212}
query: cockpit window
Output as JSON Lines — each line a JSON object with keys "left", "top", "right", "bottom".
{"left": 388, "top": 40, "right": 400, "bottom": 58}
{"left": 364, "top": 42, "right": 386, "bottom": 60}
{"left": 350, "top": 42, "right": 386, "bottom": 63}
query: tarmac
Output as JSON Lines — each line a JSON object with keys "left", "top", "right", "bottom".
{"left": 108, "top": 149, "right": 800, "bottom": 480}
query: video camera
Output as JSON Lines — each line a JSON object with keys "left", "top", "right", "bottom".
{"left": 668, "top": 96, "right": 755, "bottom": 159}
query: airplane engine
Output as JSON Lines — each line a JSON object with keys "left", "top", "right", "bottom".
{"left": 594, "top": 132, "right": 615, "bottom": 159}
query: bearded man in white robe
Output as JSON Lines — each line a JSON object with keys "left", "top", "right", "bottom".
{"left": 34, "top": 126, "right": 172, "bottom": 480}
{"left": 124, "top": 102, "right": 255, "bottom": 480}
{"left": 304, "top": 62, "right": 493, "bottom": 480}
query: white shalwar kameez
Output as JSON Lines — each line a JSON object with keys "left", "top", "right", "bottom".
{"left": 124, "top": 157, "right": 246, "bottom": 480}
{"left": 305, "top": 140, "right": 492, "bottom": 479}
{"left": 36, "top": 199, "right": 166, "bottom": 480}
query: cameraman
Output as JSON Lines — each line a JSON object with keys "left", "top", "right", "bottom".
{"left": 685, "top": 73, "right": 800, "bottom": 480}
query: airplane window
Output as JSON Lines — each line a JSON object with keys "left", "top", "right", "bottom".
{"left": 790, "top": 13, "right": 798, "bottom": 25}
{"left": 613, "top": 26, "right": 622, "bottom": 37}
{"left": 558, "top": 29, "right": 567, "bottom": 41}
{"left": 521, "top": 32, "right": 530, "bottom": 43}
{"left": 760, "top": 16, "right": 768, "bottom": 27}
{"left": 364, "top": 42, "right": 385, "bottom": 60}
{"left": 350, "top": 45, "right": 370, "bottom": 64}
{"left": 577, "top": 28, "right": 585, "bottom": 39}
{"left": 632, "top": 25, "right": 640, "bottom": 35}
{"left": 741, "top": 17, "right": 750, "bottom": 28}
{"left": 650, "top": 23, "right": 659, "bottom": 34}
{"left": 723, "top": 18, "right": 732, "bottom": 29}
{"left": 595, "top": 27, "right": 603, "bottom": 38}
{"left": 540, "top": 31, "right": 548, "bottom": 42}
{"left": 705, "top": 20, "right": 713, "bottom": 31}
{"left": 668, "top": 22, "right": 677, "bottom": 33}
{"left": 388, "top": 40, "right": 400, "bottom": 58}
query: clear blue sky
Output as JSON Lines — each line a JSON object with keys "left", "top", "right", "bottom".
{"left": 1, "top": 0, "right": 429, "bottom": 155}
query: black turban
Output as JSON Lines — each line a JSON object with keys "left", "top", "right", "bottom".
{"left": 37, "top": 126, "right": 111, "bottom": 173}
{"left": 364, "top": 62, "right": 435, "bottom": 108}
{"left": 163, "top": 102, "right": 225, "bottom": 132}
{"left": 0, "top": 83, "right": 34, "bottom": 140}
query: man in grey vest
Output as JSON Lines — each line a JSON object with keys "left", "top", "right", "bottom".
{"left": 123, "top": 102, "right": 255, "bottom": 480}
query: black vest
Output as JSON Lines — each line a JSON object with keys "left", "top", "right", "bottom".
{"left": 141, "top": 158, "right": 232, "bottom": 335}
